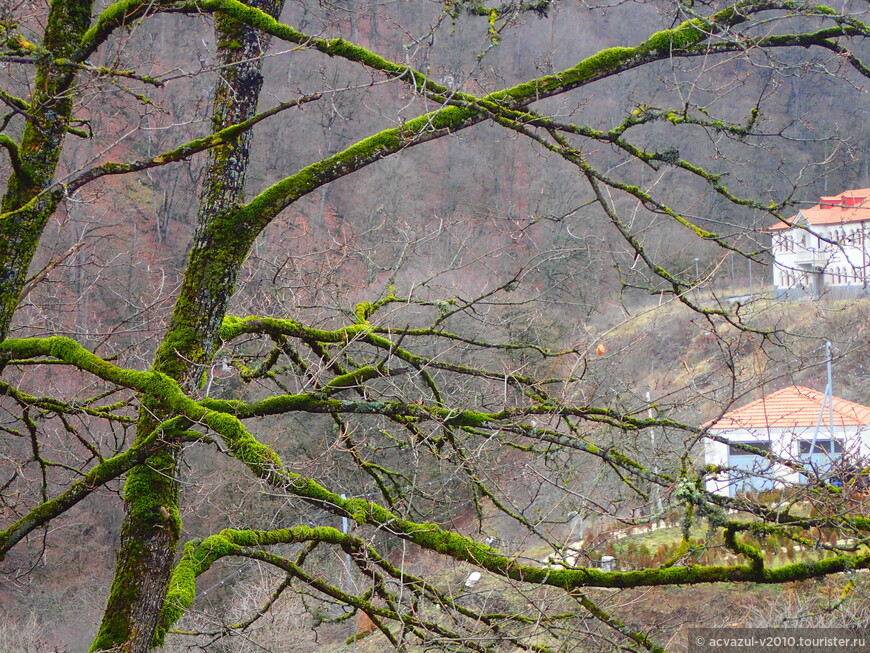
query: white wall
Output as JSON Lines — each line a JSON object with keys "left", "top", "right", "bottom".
{"left": 704, "top": 425, "right": 868, "bottom": 497}
{"left": 771, "top": 221, "right": 869, "bottom": 291}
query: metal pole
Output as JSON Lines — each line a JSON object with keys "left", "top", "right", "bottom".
{"left": 730, "top": 253, "right": 734, "bottom": 287}
{"left": 826, "top": 341, "right": 834, "bottom": 435}
{"left": 694, "top": 258, "right": 700, "bottom": 281}
{"left": 810, "top": 342, "right": 833, "bottom": 450}
{"left": 646, "top": 392, "right": 663, "bottom": 514}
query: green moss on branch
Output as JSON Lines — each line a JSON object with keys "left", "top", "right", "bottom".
{"left": 0, "top": 419, "right": 185, "bottom": 558}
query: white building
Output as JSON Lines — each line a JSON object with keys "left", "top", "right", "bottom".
{"left": 704, "top": 386, "right": 870, "bottom": 497}
{"left": 769, "top": 189, "right": 870, "bottom": 298}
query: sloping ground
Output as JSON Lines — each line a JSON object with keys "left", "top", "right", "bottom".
{"left": 598, "top": 295, "right": 870, "bottom": 418}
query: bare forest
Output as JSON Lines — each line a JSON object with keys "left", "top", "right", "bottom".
{"left": 0, "top": 1, "right": 869, "bottom": 651}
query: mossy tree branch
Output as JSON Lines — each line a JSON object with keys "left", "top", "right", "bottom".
{"left": 97, "top": 0, "right": 862, "bottom": 248}
{"left": 92, "top": 3, "right": 288, "bottom": 650}
{"left": 3, "top": 318, "right": 870, "bottom": 648}
{"left": 1, "top": 2, "right": 868, "bottom": 650}
{"left": 67, "top": 93, "right": 322, "bottom": 193}
{"left": 0, "top": 415, "right": 191, "bottom": 559}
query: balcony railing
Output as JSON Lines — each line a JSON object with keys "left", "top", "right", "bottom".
{"left": 788, "top": 247, "right": 828, "bottom": 266}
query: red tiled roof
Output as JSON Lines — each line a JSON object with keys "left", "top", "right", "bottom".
{"left": 768, "top": 188, "right": 870, "bottom": 231}
{"left": 706, "top": 386, "right": 870, "bottom": 430}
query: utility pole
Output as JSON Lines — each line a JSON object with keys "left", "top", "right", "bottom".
{"left": 809, "top": 342, "right": 835, "bottom": 459}
{"left": 646, "top": 391, "right": 664, "bottom": 514}
{"left": 730, "top": 252, "right": 734, "bottom": 287}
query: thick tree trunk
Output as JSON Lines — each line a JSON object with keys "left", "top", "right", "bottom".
{"left": 0, "top": 1, "right": 94, "bottom": 340}
{"left": 91, "top": 2, "right": 285, "bottom": 651}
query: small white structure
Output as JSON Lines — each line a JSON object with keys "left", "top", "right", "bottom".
{"left": 768, "top": 189, "right": 870, "bottom": 298}
{"left": 704, "top": 386, "right": 870, "bottom": 497}
{"left": 463, "top": 571, "right": 482, "bottom": 589}
{"left": 597, "top": 555, "right": 616, "bottom": 572}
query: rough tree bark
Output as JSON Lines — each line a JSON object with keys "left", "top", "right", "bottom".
{"left": 0, "top": 0, "right": 94, "bottom": 340}
{"left": 91, "top": 2, "right": 286, "bottom": 650}
{"left": 0, "top": 2, "right": 867, "bottom": 651}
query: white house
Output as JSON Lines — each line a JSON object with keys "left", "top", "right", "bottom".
{"left": 704, "top": 386, "right": 870, "bottom": 497}
{"left": 769, "top": 189, "right": 870, "bottom": 298}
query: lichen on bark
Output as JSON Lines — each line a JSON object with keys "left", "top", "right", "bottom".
{"left": 92, "top": 3, "right": 287, "bottom": 651}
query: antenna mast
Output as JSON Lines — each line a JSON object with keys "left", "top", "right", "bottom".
{"left": 809, "top": 341, "right": 834, "bottom": 454}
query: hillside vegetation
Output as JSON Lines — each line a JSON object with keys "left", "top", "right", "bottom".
{"left": 0, "top": 1, "right": 869, "bottom": 652}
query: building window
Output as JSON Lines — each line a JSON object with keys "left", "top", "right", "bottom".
{"left": 729, "top": 441, "right": 772, "bottom": 456}
{"left": 798, "top": 439, "right": 842, "bottom": 455}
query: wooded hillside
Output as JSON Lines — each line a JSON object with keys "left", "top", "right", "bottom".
{"left": 0, "top": 1, "right": 868, "bottom": 651}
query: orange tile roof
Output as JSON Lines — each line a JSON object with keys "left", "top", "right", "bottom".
{"left": 768, "top": 188, "right": 870, "bottom": 231}
{"left": 706, "top": 386, "right": 870, "bottom": 430}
